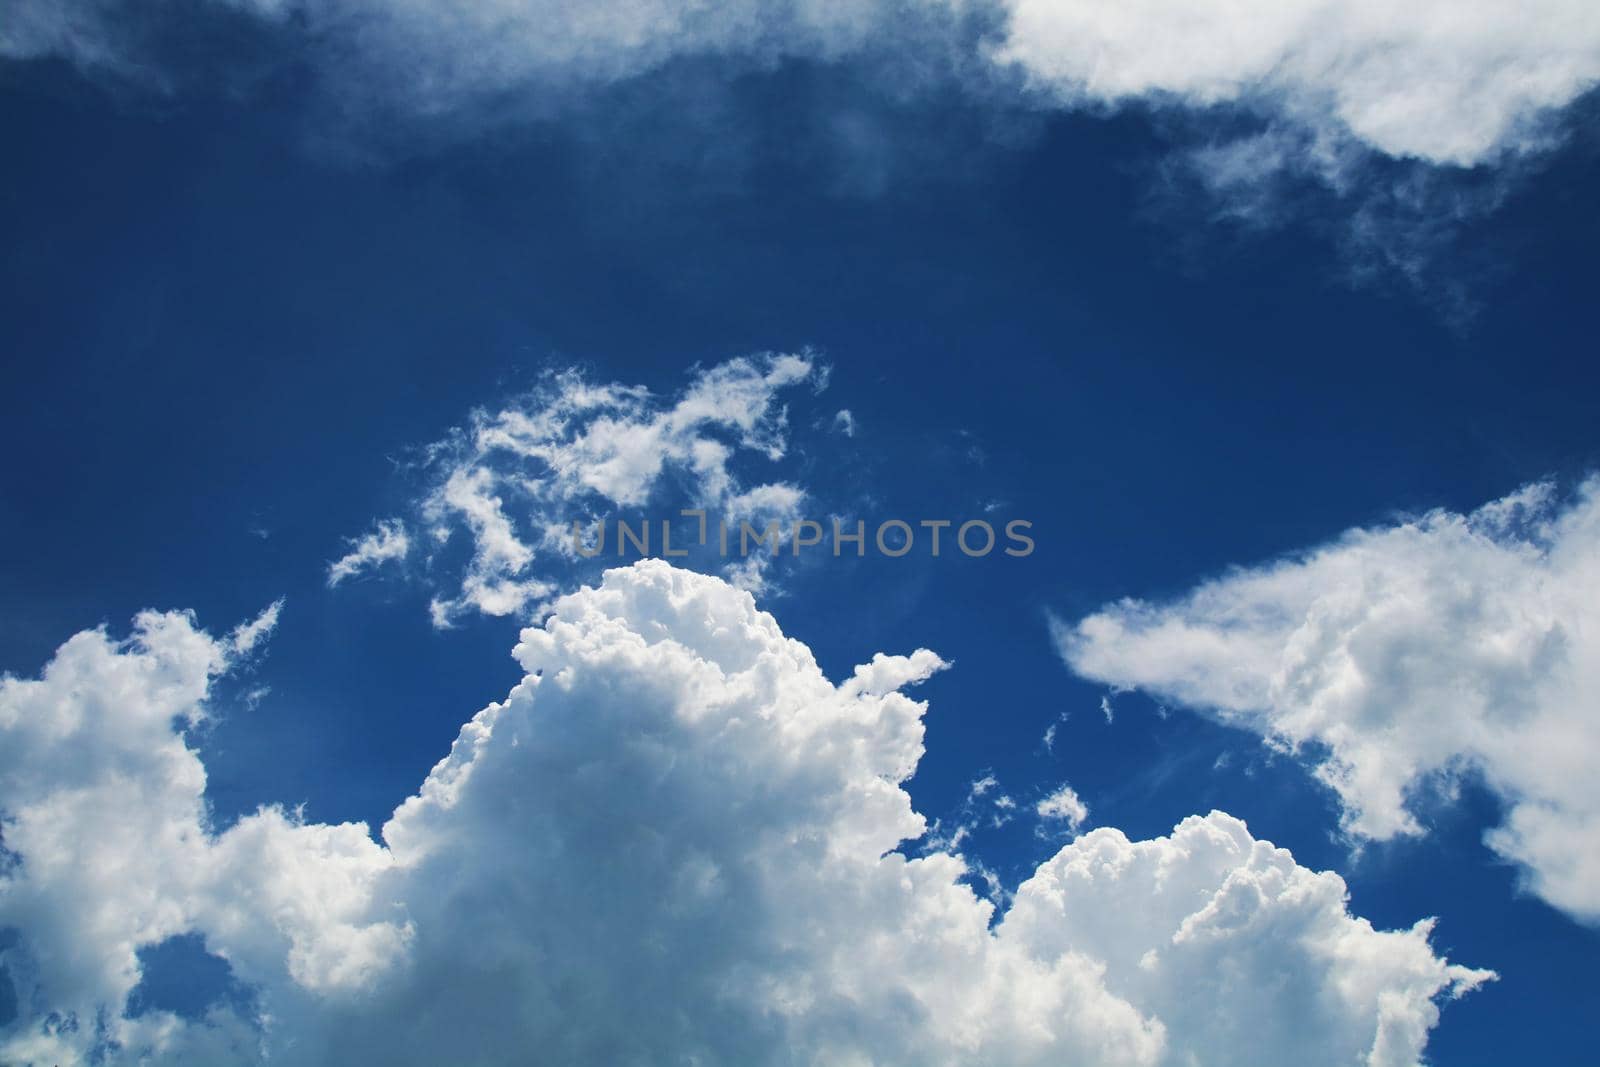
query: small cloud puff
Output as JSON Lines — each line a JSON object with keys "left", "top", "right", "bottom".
{"left": 1036, "top": 782, "right": 1089, "bottom": 833}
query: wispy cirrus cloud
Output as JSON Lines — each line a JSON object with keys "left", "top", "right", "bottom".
{"left": 327, "top": 520, "right": 410, "bottom": 588}
{"left": 227, "top": 598, "right": 283, "bottom": 656}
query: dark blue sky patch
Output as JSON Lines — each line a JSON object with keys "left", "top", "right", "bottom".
{"left": 125, "top": 934, "right": 254, "bottom": 1022}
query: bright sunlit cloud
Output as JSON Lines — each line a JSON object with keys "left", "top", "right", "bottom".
{"left": 1058, "top": 478, "right": 1600, "bottom": 923}
{"left": 0, "top": 562, "right": 1490, "bottom": 1065}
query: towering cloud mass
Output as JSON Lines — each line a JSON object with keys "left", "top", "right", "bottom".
{"left": 0, "top": 561, "right": 1487, "bottom": 1065}
{"left": 1058, "top": 479, "right": 1600, "bottom": 924}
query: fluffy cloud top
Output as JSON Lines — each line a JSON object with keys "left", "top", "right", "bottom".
{"left": 332, "top": 353, "right": 820, "bottom": 623}
{"left": 5, "top": 0, "right": 1597, "bottom": 169}
{"left": 0, "top": 561, "right": 1487, "bottom": 1065}
{"left": 1057, "top": 478, "right": 1600, "bottom": 923}
{"left": 0, "top": 609, "right": 406, "bottom": 1066}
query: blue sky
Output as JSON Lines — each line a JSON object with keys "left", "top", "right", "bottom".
{"left": 3, "top": 3, "right": 1600, "bottom": 1065}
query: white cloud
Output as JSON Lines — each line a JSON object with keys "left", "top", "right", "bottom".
{"left": 7, "top": 0, "right": 1596, "bottom": 297}
{"left": 1, "top": 561, "right": 1489, "bottom": 1065}
{"left": 342, "top": 353, "right": 824, "bottom": 625}
{"left": 1036, "top": 782, "right": 1088, "bottom": 832}
{"left": 998, "top": 0, "right": 1600, "bottom": 167}
{"left": 1056, "top": 477, "right": 1600, "bottom": 923}
{"left": 7, "top": 0, "right": 1597, "bottom": 175}
{"left": 0, "top": 609, "right": 408, "bottom": 1066}
{"left": 327, "top": 519, "right": 411, "bottom": 587}
{"left": 228, "top": 598, "right": 283, "bottom": 656}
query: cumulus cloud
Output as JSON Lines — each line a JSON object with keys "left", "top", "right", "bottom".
{"left": 1, "top": 561, "right": 1488, "bottom": 1065}
{"left": 1056, "top": 477, "right": 1600, "bottom": 923}
{"left": 0, "top": 608, "right": 407, "bottom": 1066}
{"left": 1036, "top": 782, "right": 1088, "bottom": 832}
{"left": 336, "top": 353, "right": 823, "bottom": 624}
